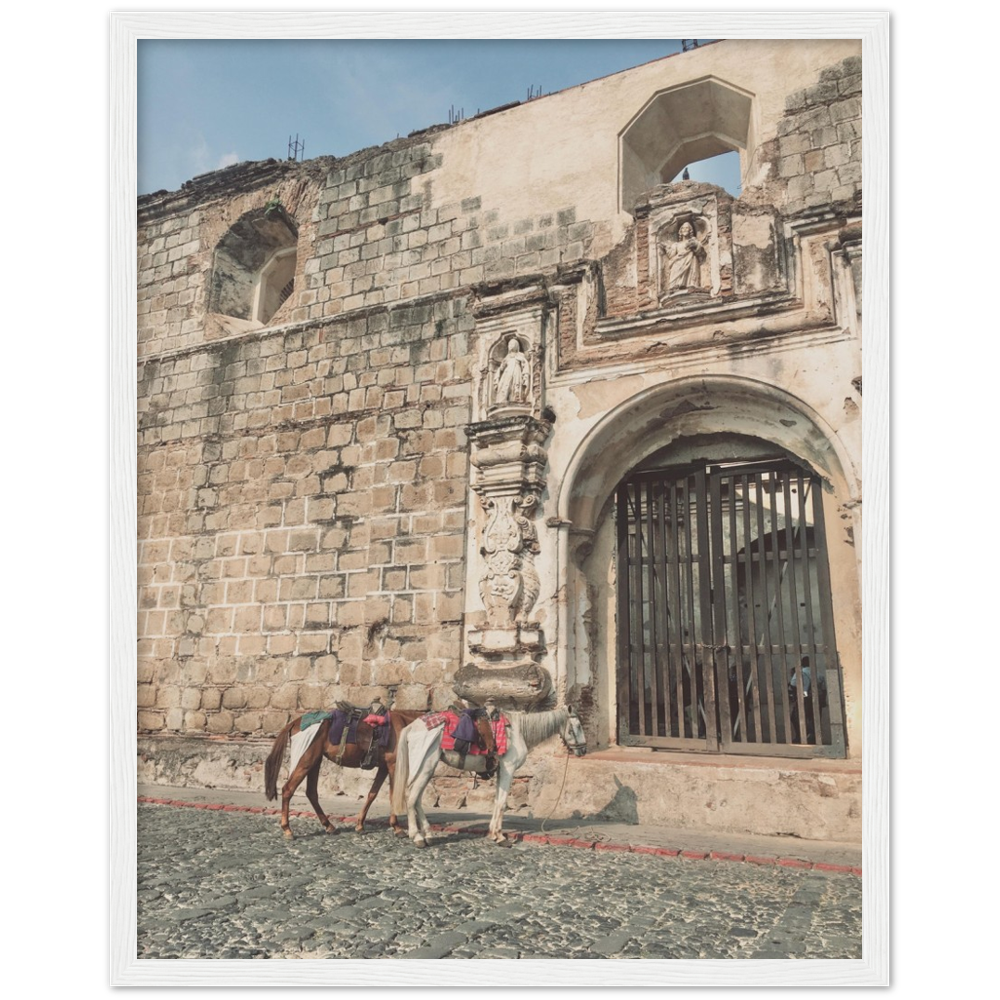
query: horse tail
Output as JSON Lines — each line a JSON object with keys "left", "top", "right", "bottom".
{"left": 264, "top": 720, "right": 295, "bottom": 801}
{"left": 391, "top": 724, "right": 412, "bottom": 816}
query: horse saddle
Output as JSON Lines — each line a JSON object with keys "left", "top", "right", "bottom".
{"left": 441, "top": 706, "right": 499, "bottom": 779}
{"left": 328, "top": 703, "right": 390, "bottom": 768}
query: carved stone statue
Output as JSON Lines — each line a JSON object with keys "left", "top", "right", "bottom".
{"left": 493, "top": 337, "right": 530, "bottom": 406}
{"left": 661, "top": 221, "right": 708, "bottom": 295}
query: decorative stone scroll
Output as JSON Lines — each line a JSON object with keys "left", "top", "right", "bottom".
{"left": 479, "top": 493, "right": 540, "bottom": 625}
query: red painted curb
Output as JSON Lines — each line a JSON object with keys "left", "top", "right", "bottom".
{"left": 137, "top": 797, "right": 860, "bottom": 874}
{"left": 710, "top": 850, "right": 746, "bottom": 862}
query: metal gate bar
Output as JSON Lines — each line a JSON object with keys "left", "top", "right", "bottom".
{"left": 752, "top": 471, "right": 778, "bottom": 741}
{"left": 766, "top": 472, "right": 793, "bottom": 744}
{"left": 810, "top": 473, "right": 846, "bottom": 755}
{"left": 617, "top": 459, "right": 846, "bottom": 758}
{"left": 645, "top": 478, "right": 662, "bottom": 738}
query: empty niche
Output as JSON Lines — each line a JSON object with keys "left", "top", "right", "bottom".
{"left": 209, "top": 203, "right": 299, "bottom": 326}
{"left": 620, "top": 77, "right": 753, "bottom": 211}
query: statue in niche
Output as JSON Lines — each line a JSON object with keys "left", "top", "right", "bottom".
{"left": 493, "top": 337, "right": 530, "bottom": 406}
{"left": 660, "top": 220, "right": 708, "bottom": 296}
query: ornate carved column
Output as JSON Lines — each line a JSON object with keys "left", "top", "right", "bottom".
{"left": 453, "top": 285, "right": 556, "bottom": 708}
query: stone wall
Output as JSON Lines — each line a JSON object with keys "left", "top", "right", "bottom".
{"left": 762, "top": 55, "right": 862, "bottom": 213}
{"left": 137, "top": 38, "right": 864, "bottom": 802}
{"left": 138, "top": 295, "right": 477, "bottom": 734}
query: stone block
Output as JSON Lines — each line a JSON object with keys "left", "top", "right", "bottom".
{"left": 298, "top": 685, "right": 326, "bottom": 710}
{"left": 155, "top": 685, "right": 181, "bottom": 709}
{"left": 263, "top": 710, "right": 290, "bottom": 733}
{"left": 269, "top": 684, "right": 299, "bottom": 710}
{"left": 234, "top": 712, "right": 262, "bottom": 733}
{"left": 183, "top": 711, "right": 207, "bottom": 731}
{"left": 206, "top": 710, "right": 235, "bottom": 734}
{"left": 222, "top": 687, "right": 246, "bottom": 709}
{"left": 199, "top": 687, "right": 222, "bottom": 711}
{"left": 246, "top": 686, "right": 272, "bottom": 710}
{"left": 138, "top": 711, "right": 164, "bottom": 731}
{"left": 181, "top": 687, "right": 202, "bottom": 710}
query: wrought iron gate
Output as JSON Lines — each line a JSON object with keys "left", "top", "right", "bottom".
{"left": 615, "top": 460, "right": 846, "bottom": 758}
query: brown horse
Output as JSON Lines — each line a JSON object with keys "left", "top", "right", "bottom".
{"left": 264, "top": 708, "right": 497, "bottom": 839}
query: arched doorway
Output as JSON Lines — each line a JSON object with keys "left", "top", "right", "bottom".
{"left": 556, "top": 376, "right": 860, "bottom": 760}
{"left": 615, "top": 442, "right": 845, "bottom": 758}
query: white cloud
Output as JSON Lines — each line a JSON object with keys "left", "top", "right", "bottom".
{"left": 217, "top": 152, "right": 240, "bottom": 170}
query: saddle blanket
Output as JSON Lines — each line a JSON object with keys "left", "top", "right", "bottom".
{"left": 289, "top": 709, "right": 392, "bottom": 773}
{"left": 422, "top": 710, "right": 508, "bottom": 756}
{"left": 289, "top": 722, "right": 323, "bottom": 773}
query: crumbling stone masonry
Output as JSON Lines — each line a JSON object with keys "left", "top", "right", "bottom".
{"left": 137, "top": 40, "right": 864, "bottom": 840}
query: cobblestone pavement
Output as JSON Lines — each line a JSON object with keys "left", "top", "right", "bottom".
{"left": 137, "top": 803, "right": 861, "bottom": 960}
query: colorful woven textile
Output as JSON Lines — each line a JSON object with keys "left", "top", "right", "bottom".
{"left": 300, "top": 711, "right": 332, "bottom": 730}
{"left": 491, "top": 717, "right": 508, "bottom": 756}
{"left": 420, "top": 710, "right": 508, "bottom": 756}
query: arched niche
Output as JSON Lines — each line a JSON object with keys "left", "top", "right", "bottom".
{"left": 620, "top": 77, "right": 754, "bottom": 214}
{"left": 208, "top": 204, "right": 299, "bottom": 325}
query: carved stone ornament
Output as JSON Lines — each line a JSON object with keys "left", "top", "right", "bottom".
{"left": 471, "top": 285, "right": 548, "bottom": 423}
{"left": 490, "top": 335, "right": 532, "bottom": 411}
{"left": 463, "top": 287, "right": 555, "bottom": 708}
{"left": 479, "top": 493, "right": 540, "bottom": 626}
{"left": 451, "top": 659, "right": 552, "bottom": 708}
{"left": 658, "top": 215, "right": 711, "bottom": 302}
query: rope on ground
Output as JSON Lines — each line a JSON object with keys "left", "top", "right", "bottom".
{"left": 537, "top": 752, "right": 610, "bottom": 842}
{"left": 540, "top": 751, "right": 571, "bottom": 833}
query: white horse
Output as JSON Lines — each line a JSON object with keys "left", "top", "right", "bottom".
{"left": 391, "top": 706, "right": 587, "bottom": 847}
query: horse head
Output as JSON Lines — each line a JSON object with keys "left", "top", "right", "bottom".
{"left": 562, "top": 706, "right": 588, "bottom": 757}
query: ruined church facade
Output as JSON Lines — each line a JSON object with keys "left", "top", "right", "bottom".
{"left": 137, "top": 39, "right": 863, "bottom": 840}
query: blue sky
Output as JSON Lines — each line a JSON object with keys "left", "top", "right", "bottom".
{"left": 138, "top": 38, "right": 739, "bottom": 196}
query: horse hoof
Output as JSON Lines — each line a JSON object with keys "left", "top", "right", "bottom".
{"left": 413, "top": 837, "right": 427, "bottom": 849}
{"left": 282, "top": 830, "right": 293, "bottom": 840}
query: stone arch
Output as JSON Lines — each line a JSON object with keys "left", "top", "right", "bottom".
{"left": 620, "top": 76, "right": 755, "bottom": 213}
{"left": 554, "top": 375, "right": 861, "bottom": 753}
{"left": 558, "top": 375, "right": 858, "bottom": 534}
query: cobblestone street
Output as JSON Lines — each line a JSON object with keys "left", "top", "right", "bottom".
{"left": 137, "top": 802, "right": 861, "bottom": 960}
